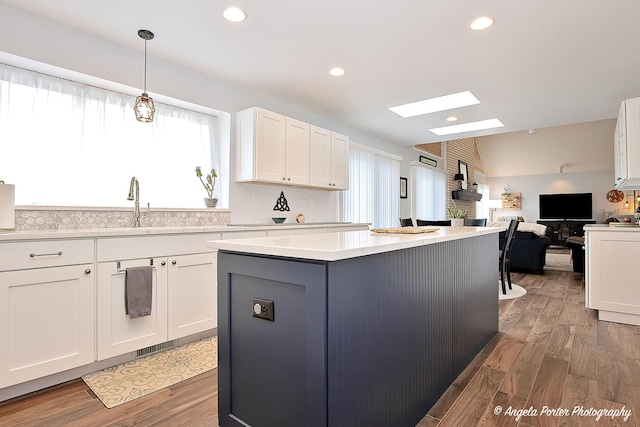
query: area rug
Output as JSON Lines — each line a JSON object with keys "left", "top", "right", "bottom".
{"left": 545, "top": 252, "right": 573, "bottom": 272}
{"left": 498, "top": 282, "right": 527, "bottom": 300}
{"left": 82, "top": 336, "right": 217, "bottom": 408}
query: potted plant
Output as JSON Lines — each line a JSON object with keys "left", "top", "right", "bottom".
{"left": 447, "top": 202, "right": 466, "bottom": 226}
{"left": 195, "top": 166, "right": 218, "bottom": 208}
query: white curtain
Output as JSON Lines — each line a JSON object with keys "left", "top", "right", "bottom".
{"left": 0, "top": 63, "right": 220, "bottom": 208}
{"left": 475, "top": 182, "right": 490, "bottom": 220}
{"left": 413, "top": 165, "right": 446, "bottom": 220}
{"left": 342, "top": 145, "right": 400, "bottom": 228}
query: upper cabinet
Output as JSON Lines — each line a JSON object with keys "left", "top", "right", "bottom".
{"left": 309, "top": 125, "right": 349, "bottom": 190}
{"left": 236, "top": 107, "right": 348, "bottom": 190}
{"left": 614, "top": 97, "right": 640, "bottom": 189}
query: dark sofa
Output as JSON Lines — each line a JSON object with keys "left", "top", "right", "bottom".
{"left": 499, "top": 230, "right": 551, "bottom": 274}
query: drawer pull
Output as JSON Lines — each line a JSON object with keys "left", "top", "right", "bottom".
{"left": 30, "top": 251, "right": 63, "bottom": 258}
{"left": 172, "top": 260, "right": 177, "bottom": 265}
{"left": 85, "top": 269, "right": 91, "bottom": 275}
{"left": 161, "top": 261, "right": 166, "bottom": 266}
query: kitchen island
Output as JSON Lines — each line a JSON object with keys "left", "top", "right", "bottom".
{"left": 208, "top": 226, "right": 500, "bottom": 427}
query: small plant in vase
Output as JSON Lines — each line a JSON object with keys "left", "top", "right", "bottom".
{"left": 447, "top": 202, "right": 466, "bottom": 226}
{"left": 195, "top": 166, "right": 218, "bottom": 208}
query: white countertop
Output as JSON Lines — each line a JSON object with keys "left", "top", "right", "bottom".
{"left": 0, "top": 222, "right": 367, "bottom": 242}
{"left": 206, "top": 226, "right": 501, "bottom": 261}
{"left": 585, "top": 224, "right": 640, "bottom": 232}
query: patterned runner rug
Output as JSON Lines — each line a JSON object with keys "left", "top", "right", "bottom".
{"left": 82, "top": 336, "right": 217, "bottom": 408}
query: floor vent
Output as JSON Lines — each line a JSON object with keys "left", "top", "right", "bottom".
{"left": 136, "top": 340, "right": 177, "bottom": 357}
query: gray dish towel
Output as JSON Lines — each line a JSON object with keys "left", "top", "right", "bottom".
{"left": 125, "top": 266, "right": 153, "bottom": 318}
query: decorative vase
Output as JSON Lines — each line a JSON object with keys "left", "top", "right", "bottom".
{"left": 204, "top": 198, "right": 218, "bottom": 208}
{"left": 451, "top": 218, "right": 464, "bottom": 227}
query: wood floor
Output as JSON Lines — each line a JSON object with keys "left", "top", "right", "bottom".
{"left": 1, "top": 250, "right": 639, "bottom": 427}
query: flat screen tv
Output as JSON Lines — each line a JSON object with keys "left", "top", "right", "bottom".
{"left": 539, "top": 193, "right": 593, "bottom": 220}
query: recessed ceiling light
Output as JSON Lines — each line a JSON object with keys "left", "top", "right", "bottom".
{"left": 329, "top": 67, "right": 346, "bottom": 77}
{"left": 389, "top": 91, "right": 480, "bottom": 118}
{"left": 470, "top": 16, "right": 494, "bottom": 30}
{"left": 429, "top": 118, "right": 504, "bottom": 136}
{"left": 223, "top": 6, "right": 247, "bottom": 22}
{"left": 446, "top": 116, "right": 458, "bottom": 122}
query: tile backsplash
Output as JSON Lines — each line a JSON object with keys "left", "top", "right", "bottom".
{"left": 13, "top": 207, "right": 231, "bottom": 230}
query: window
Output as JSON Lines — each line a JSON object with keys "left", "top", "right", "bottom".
{"left": 475, "top": 182, "right": 490, "bottom": 220}
{"left": 412, "top": 164, "right": 446, "bottom": 220}
{"left": 342, "top": 143, "right": 401, "bottom": 228}
{"left": 0, "top": 63, "right": 223, "bottom": 208}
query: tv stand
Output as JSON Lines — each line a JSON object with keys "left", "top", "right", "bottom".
{"left": 537, "top": 220, "right": 596, "bottom": 246}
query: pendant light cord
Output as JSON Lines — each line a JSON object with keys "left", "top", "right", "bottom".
{"left": 143, "top": 39, "right": 147, "bottom": 93}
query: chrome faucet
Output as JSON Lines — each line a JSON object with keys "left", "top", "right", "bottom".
{"left": 127, "top": 176, "right": 140, "bottom": 227}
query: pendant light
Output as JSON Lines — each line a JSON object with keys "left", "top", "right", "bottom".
{"left": 134, "top": 29, "right": 155, "bottom": 122}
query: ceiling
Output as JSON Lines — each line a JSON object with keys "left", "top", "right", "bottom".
{"left": 3, "top": 0, "right": 640, "bottom": 146}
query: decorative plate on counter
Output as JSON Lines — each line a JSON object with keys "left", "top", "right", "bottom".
{"left": 606, "top": 189, "right": 625, "bottom": 203}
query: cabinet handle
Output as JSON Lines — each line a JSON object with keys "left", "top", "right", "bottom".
{"left": 30, "top": 251, "right": 62, "bottom": 258}
{"left": 172, "top": 260, "right": 177, "bottom": 265}
{"left": 617, "top": 177, "right": 622, "bottom": 180}
{"left": 161, "top": 261, "right": 166, "bottom": 266}
{"left": 287, "top": 177, "right": 291, "bottom": 181}
{"left": 84, "top": 269, "right": 91, "bottom": 275}
{"left": 282, "top": 177, "right": 286, "bottom": 180}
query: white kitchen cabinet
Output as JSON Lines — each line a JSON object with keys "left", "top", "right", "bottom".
{"left": 95, "top": 234, "right": 221, "bottom": 360}
{"left": 236, "top": 107, "right": 348, "bottom": 190}
{"left": 614, "top": 97, "right": 640, "bottom": 189}
{"left": 284, "top": 117, "right": 310, "bottom": 185}
{"left": 0, "top": 240, "right": 95, "bottom": 388}
{"left": 167, "top": 253, "right": 217, "bottom": 340}
{"left": 96, "top": 258, "right": 168, "bottom": 360}
{"left": 586, "top": 228, "right": 640, "bottom": 325}
{"left": 309, "top": 125, "right": 349, "bottom": 190}
{"left": 236, "top": 107, "right": 310, "bottom": 185}
{"left": 330, "top": 131, "right": 350, "bottom": 190}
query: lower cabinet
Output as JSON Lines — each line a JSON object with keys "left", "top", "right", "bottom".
{"left": 97, "top": 252, "right": 217, "bottom": 360}
{"left": 96, "top": 258, "right": 169, "bottom": 360}
{"left": 0, "top": 264, "right": 95, "bottom": 388}
{"left": 167, "top": 253, "right": 217, "bottom": 340}
{"left": 586, "top": 229, "right": 640, "bottom": 325}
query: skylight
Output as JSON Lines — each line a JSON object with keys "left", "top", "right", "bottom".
{"left": 389, "top": 91, "right": 480, "bottom": 118}
{"left": 429, "top": 118, "right": 504, "bottom": 136}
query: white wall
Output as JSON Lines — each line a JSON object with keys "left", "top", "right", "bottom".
{"left": 0, "top": 3, "right": 418, "bottom": 224}
{"left": 477, "top": 119, "right": 616, "bottom": 177}
{"left": 488, "top": 170, "right": 634, "bottom": 223}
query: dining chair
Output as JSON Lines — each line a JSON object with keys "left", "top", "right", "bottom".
{"left": 399, "top": 218, "right": 414, "bottom": 227}
{"left": 416, "top": 219, "right": 451, "bottom": 226}
{"left": 464, "top": 218, "right": 487, "bottom": 226}
{"left": 499, "top": 219, "right": 519, "bottom": 294}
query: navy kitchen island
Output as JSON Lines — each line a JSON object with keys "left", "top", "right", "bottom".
{"left": 208, "top": 227, "right": 499, "bottom": 427}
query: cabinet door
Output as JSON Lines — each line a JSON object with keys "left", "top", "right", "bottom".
{"left": 615, "top": 101, "right": 627, "bottom": 186}
{"left": 255, "top": 108, "right": 286, "bottom": 183}
{"left": 330, "top": 131, "right": 350, "bottom": 190}
{"left": 167, "top": 252, "right": 217, "bottom": 340}
{"left": 284, "top": 117, "right": 310, "bottom": 185}
{"left": 0, "top": 264, "right": 95, "bottom": 388}
{"left": 309, "top": 125, "right": 332, "bottom": 187}
{"left": 96, "top": 259, "right": 168, "bottom": 360}
{"left": 587, "top": 232, "right": 640, "bottom": 316}
{"left": 624, "top": 97, "right": 640, "bottom": 183}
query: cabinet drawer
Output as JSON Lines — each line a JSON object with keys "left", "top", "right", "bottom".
{"left": 0, "top": 239, "right": 94, "bottom": 272}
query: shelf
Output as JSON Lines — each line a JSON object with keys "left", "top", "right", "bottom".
{"left": 501, "top": 192, "right": 521, "bottom": 210}
{"left": 451, "top": 190, "right": 482, "bottom": 202}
